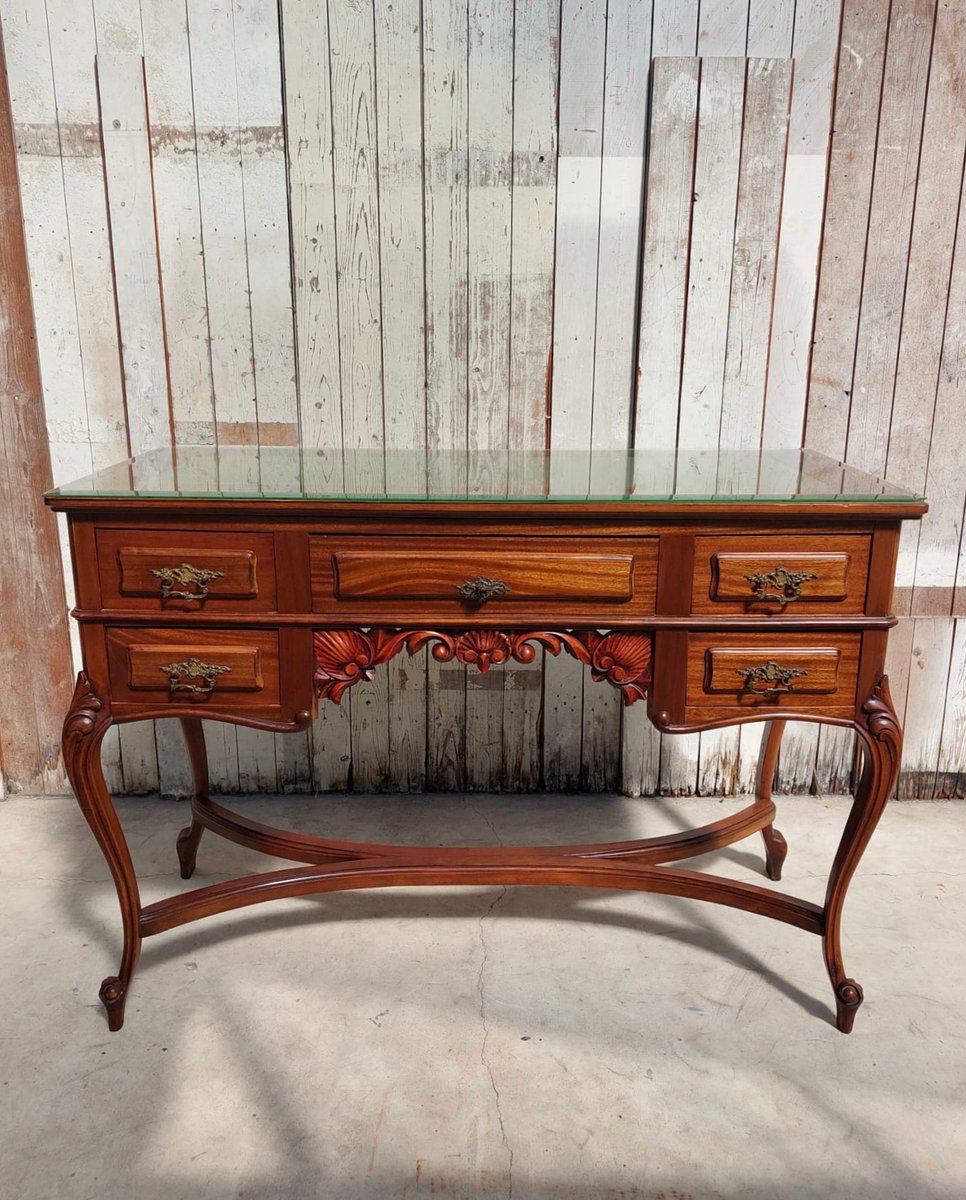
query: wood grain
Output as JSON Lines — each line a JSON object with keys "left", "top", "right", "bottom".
{"left": 0, "top": 24, "right": 74, "bottom": 793}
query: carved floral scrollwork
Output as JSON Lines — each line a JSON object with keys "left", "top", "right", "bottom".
{"left": 63, "top": 672, "right": 106, "bottom": 744}
{"left": 313, "top": 628, "right": 652, "bottom": 705}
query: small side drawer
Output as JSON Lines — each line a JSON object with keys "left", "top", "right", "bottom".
{"left": 96, "top": 529, "right": 277, "bottom": 612}
{"left": 310, "top": 536, "right": 658, "bottom": 619}
{"left": 106, "top": 628, "right": 280, "bottom": 712}
{"left": 686, "top": 633, "right": 860, "bottom": 710}
{"left": 692, "top": 535, "right": 870, "bottom": 614}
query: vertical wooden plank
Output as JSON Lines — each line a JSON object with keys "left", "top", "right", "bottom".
{"left": 634, "top": 59, "right": 698, "bottom": 449}
{"left": 845, "top": 0, "right": 936, "bottom": 476}
{"left": 327, "top": 0, "right": 388, "bottom": 790}
{"left": 814, "top": 726, "right": 856, "bottom": 795}
{"left": 141, "top": 0, "right": 208, "bottom": 798}
{"left": 936, "top": 619, "right": 966, "bottom": 798}
{"left": 140, "top": 2, "right": 216, "bottom": 447}
{"left": 0, "top": 15, "right": 75, "bottom": 795}
{"left": 718, "top": 58, "right": 791, "bottom": 449}
{"left": 804, "top": 2, "right": 890, "bottom": 461}
{"left": 280, "top": 0, "right": 344, "bottom": 458}
{"left": 187, "top": 0, "right": 277, "bottom": 793}
{"left": 231, "top": 0, "right": 298, "bottom": 443}
{"left": 761, "top": 1, "right": 840, "bottom": 791}
{"left": 698, "top": 0, "right": 750, "bottom": 56}
{"left": 889, "top": 0, "right": 966, "bottom": 621}
{"left": 46, "top": 0, "right": 128, "bottom": 472}
{"left": 279, "top": 0, "right": 351, "bottom": 790}
{"left": 678, "top": 56, "right": 745, "bottom": 797}
{"left": 507, "top": 0, "right": 557, "bottom": 462}
{"left": 581, "top": 0, "right": 653, "bottom": 792}
{"left": 423, "top": 0, "right": 469, "bottom": 788}
{"left": 775, "top": 724, "right": 817, "bottom": 795}
{"left": 503, "top": 0, "right": 559, "bottom": 790}
{"left": 761, "top": 0, "right": 840, "bottom": 449}
{"left": 4, "top": 0, "right": 124, "bottom": 793}
{"left": 549, "top": 0, "right": 605, "bottom": 457}
{"left": 746, "top": 0, "right": 796, "bottom": 56}
{"left": 374, "top": 0, "right": 428, "bottom": 790}
{"left": 627, "top": 58, "right": 698, "bottom": 797}
{"left": 423, "top": 0, "right": 469, "bottom": 466}
{"left": 652, "top": 1, "right": 699, "bottom": 55}
{"left": 889, "top": 3, "right": 966, "bottom": 622}
{"left": 95, "top": 47, "right": 165, "bottom": 795}
{"left": 4, "top": 0, "right": 94, "bottom": 707}
{"left": 544, "top": 0, "right": 606, "bottom": 791}
{"left": 679, "top": 58, "right": 745, "bottom": 449}
{"left": 187, "top": 0, "right": 257, "bottom": 445}
{"left": 328, "top": 0, "right": 385, "bottom": 488}
{"left": 914, "top": 173, "right": 966, "bottom": 618}
{"left": 96, "top": 54, "right": 170, "bottom": 457}
{"left": 898, "top": 618, "right": 954, "bottom": 798}
{"left": 463, "top": 0, "right": 514, "bottom": 789}
{"left": 591, "top": 0, "right": 650, "bottom": 458}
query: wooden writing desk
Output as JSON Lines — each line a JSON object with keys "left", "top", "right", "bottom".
{"left": 46, "top": 447, "right": 926, "bottom": 1032}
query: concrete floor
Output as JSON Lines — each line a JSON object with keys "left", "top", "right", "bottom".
{"left": 1, "top": 790, "right": 964, "bottom": 1200}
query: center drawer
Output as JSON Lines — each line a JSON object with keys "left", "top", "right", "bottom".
{"left": 309, "top": 536, "right": 658, "bottom": 620}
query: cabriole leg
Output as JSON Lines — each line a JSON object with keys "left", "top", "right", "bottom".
{"left": 824, "top": 677, "right": 901, "bottom": 1033}
{"left": 756, "top": 719, "right": 788, "bottom": 881}
{"left": 63, "top": 674, "right": 141, "bottom": 1032}
{"left": 175, "top": 718, "right": 210, "bottom": 880}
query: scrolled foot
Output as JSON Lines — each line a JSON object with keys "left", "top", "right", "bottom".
{"left": 762, "top": 825, "right": 788, "bottom": 881}
{"left": 834, "top": 978, "right": 864, "bottom": 1034}
{"left": 176, "top": 821, "right": 204, "bottom": 880}
{"left": 99, "top": 975, "right": 129, "bottom": 1032}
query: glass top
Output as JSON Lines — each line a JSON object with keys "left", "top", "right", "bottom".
{"left": 46, "top": 446, "right": 923, "bottom": 505}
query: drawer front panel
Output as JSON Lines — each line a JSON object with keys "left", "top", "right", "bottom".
{"left": 692, "top": 535, "right": 870, "bottom": 614}
{"left": 97, "top": 529, "right": 277, "bottom": 612}
{"left": 106, "top": 629, "right": 280, "bottom": 710}
{"left": 310, "top": 537, "right": 658, "bottom": 617}
{"left": 686, "top": 633, "right": 860, "bottom": 709}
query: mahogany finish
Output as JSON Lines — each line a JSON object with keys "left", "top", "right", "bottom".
{"left": 48, "top": 473, "right": 925, "bottom": 1034}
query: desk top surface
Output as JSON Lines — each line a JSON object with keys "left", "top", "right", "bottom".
{"left": 47, "top": 447, "right": 924, "bottom": 511}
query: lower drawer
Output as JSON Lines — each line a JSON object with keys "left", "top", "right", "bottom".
{"left": 106, "top": 628, "right": 281, "bottom": 712}
{"left": 686, "top": 633, "right": 860, "bottom": 710}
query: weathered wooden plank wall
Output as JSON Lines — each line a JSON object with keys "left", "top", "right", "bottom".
{"left": 1, "top": 0, "right": 964, "bottom": 799}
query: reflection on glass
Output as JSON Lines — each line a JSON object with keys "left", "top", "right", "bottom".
{"left": 47, "top": 445, "right": 923, "bottom": 504}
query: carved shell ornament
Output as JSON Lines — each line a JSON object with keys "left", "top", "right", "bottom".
{"left": 313, "top": 628, "right": 652, "bottom": 705}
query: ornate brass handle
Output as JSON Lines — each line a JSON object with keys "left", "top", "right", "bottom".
{"left": 745, "top": 565, "right": 819, "bottom": 605}
{"left": 457, "top": 576, "right": 511, "bottom": 605}
{"left": 151, "top": 562, "right": 224, "bottom": 602}
{"left": 160, "top": 657, "right": 232, "bottom": 695}
{"left": 736, "top": 660, "right": 808, "bottom": 697}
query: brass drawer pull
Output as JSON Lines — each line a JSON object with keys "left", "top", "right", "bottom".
{"left": 160, "top": 657, "right": 232, "bottom": 695}
{"left": 745, "top": 565, "right": 819, "bottom": 604}
{"left": 736, "top": 660, "right": 808, "bottom": 697}
{"left": 151, "top": 562, "right": 224, "bottom": 602}
{"left": 457, "top": 576, "right": 511, "bottom": 605}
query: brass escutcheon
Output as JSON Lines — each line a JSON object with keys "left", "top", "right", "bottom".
{"left": 736, "top": 660, "right": 808, "bottom": 697}
{"left": 457, "top": 576, "right": 511, "bottom": 605}
{"left": 152, "top": 562, "right": 224, "bottom": 602}
{"left": 160, "top": 657, "right": 232, "bottom": 695}
{"left": 745, "top": 565, "right": 819, "bottom": 605}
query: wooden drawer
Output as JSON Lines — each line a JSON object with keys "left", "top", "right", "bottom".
{"left": 691, "top": 535, "right": 870, "bottom": 614}
{"left": 685, "top": 633, "right": 860, "bottom": 710}
{"left": 310, "top": 536, "right": 658, "bottom": 619}
{"left": 96, "top": 529, "right": 277, "bottom": 612}
{"left": 106, "top": 628, "right": 280, "bottom": 712}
